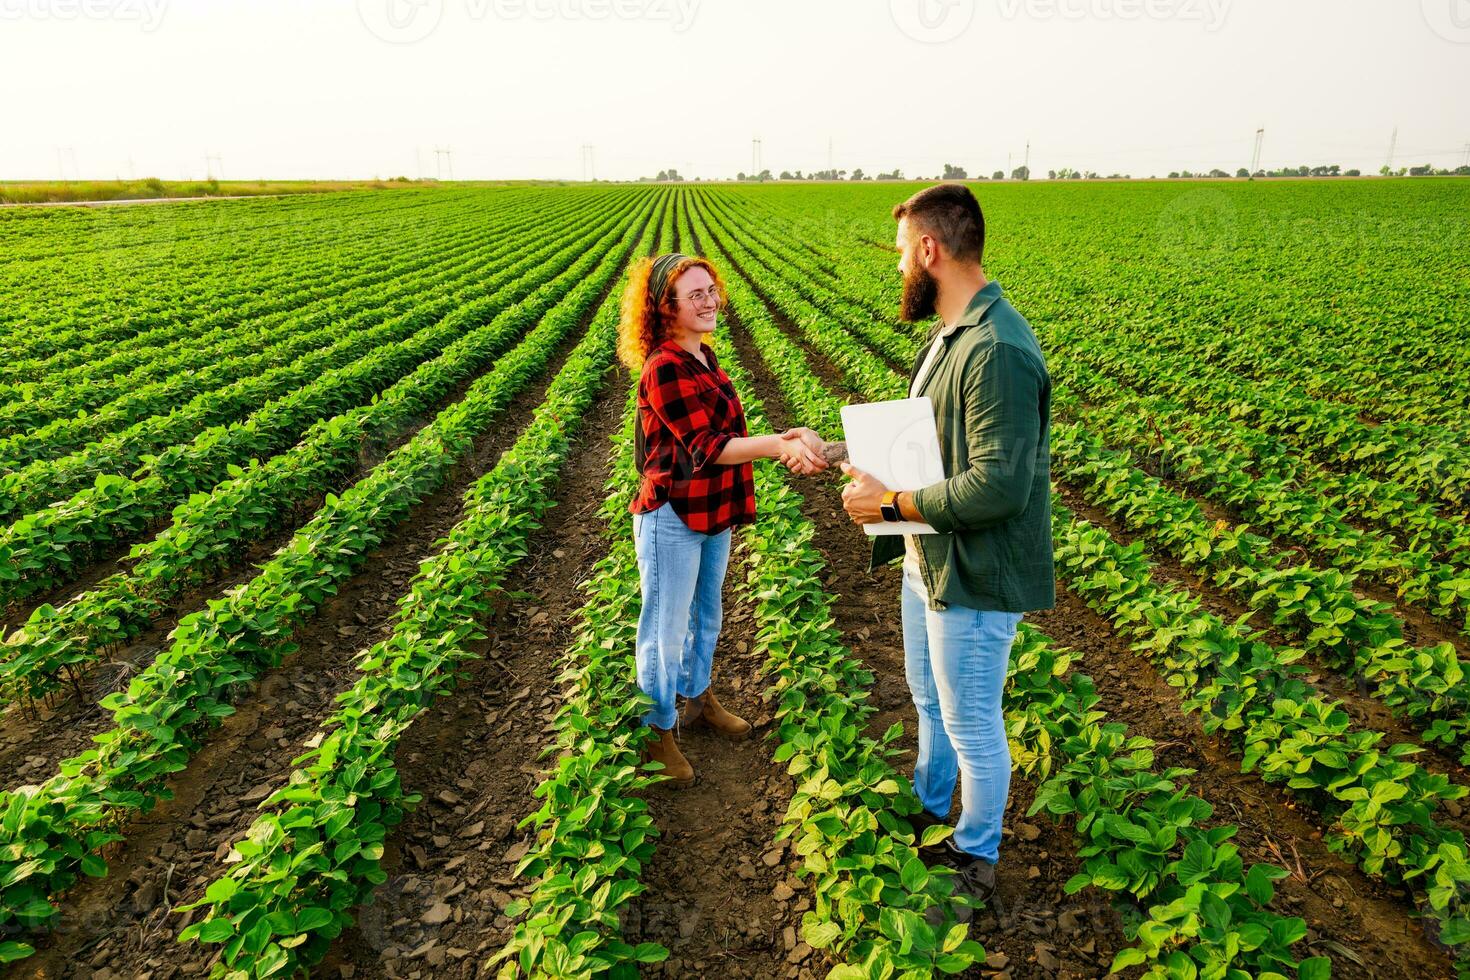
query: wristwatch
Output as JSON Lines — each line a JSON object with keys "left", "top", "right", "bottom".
{"left": 880, "top": 491, "right": 901, "bottom": 523}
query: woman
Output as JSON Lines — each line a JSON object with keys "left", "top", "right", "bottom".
{"left": 617, "top": 252, "right": 826, "bottom": 786}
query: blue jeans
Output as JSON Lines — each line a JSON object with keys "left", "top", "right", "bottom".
{"left": 900, "top": 563, "right": 1023, "bottom": 863}
{"left": 633, "top": 503, "right": 732, "bottom": 730}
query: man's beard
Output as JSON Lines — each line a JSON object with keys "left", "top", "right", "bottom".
{"left": 899, "top": 263, "right": 938, "bottom": 323}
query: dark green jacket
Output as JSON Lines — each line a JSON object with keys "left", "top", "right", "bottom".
{"left": 870, "top": 281, "right": 1055, "bottom": 612}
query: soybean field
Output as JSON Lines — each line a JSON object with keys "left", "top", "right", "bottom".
{"left": 0, "top": 179, "right": 1467, "bottom": 980}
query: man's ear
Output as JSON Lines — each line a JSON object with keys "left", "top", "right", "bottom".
{"left": 919, "top": 233, "right": 940, "bottom": 269}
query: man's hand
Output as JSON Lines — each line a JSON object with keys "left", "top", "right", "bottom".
{"left": 779, "top": 427, "right": 828, "bottom": 476}
{"left": 840, "top": 462, "right": 889, "bottom": 525}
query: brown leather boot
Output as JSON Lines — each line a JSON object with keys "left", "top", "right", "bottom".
{"left": 643, "top": 726, "right": 694, "bottom": 787}
{"left": 679, "top": 689, "right": 752, "bottom": 740}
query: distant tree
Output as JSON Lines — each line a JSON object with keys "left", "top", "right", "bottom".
{"left": 942, "top": 163, "right": 968, "bottom": 179}
{"left": 779, "top": 170, "right": 792, "bottom": 180}
{"left": 992, "top": 170, "right": 1004, "bottom": 181}
{"left": 876, "top": 169, "right": 903, "bottom": 180}
{"left": 1168, "top": 171, "right": 1181, "bottom": 179}
{"left": 1380, "top": 165, "right": 1392, "bottom": 176}
{"left": 1236, "top": 168, "right": 1249, "bottom": 178}
{"left": 1208, "top": 169, "right": 1229, "bottom": 178}
{"left": 850, "top": 168, "right": 865, "bottom": 180}
{"left": 1344, "top": 169, "right": 1361, "bottom": 177}
{"left": 1047, "top": 169, "right": 1057, "bottom": 180}
{"left": 736, "top": 171, "right": 746, "bottom": 181}
{"left": 1409, "top": 164, "right": 1434, "bottom": 176}
{"left": 1456, "top": 166, "right": 1470, "bottom": 176}
{"left": 757, "top": 168, "right": 772, "bottom": 181}
{"left": 1010, "top": 165, "right": 1029, "bottom": 181}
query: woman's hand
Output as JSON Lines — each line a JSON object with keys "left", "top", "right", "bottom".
{"left": 779, "top": 427, "right": 828, "bottom": 476}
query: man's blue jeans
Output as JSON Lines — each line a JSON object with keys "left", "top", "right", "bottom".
{"left": 633, "top": 503, "right": 731, "bottom": 730}
{"left": 900, "top": 563, "right": 1023, "bottom": 863}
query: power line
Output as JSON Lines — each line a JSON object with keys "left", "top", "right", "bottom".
{"left": 1250, "top": 126, "right": 1265, "bottom": 177}
{"left": 434, "top": 146, "right": 454, "bottom": 181}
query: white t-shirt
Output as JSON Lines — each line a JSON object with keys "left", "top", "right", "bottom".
{"left": 903, "top": 323, "right": 958, "bottom": 577}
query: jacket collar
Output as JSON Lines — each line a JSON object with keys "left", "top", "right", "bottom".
{"left": 952, "top": 280, "right": 1004, "bottom": 330}
{"left": 911, "top": 281, "right": 1004, "bottom": 396}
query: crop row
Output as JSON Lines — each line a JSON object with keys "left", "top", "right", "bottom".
{"left": 692, "top": 194, "right": 1328, "bottom": 978}
{"left": 168, "top": 191, "right": 670, "bottom": 980}
{"left": 0, "top": 190, "right": 660, "bottom": 960}
{"left": 0, "top": 192, "right": 465, "bottom": 363}
{"left": 1052, "top": 361, "right": 1470, "bottom": 635}
{"left": 726, "top": 187, "right": 1470, "bottom": 562}
{"left": 0, "top": 191, "right": 583, "bottom": 437}
{"left": 735, "top": 182, "right": 1470, "bottom": 436}
{"left": 0, "top": 191, "right": 643, "bottom": 610}
{"left": 0, "top": 193, "right": 621, "bottom": 494}
{"left": 701, "top": 192, "right": 1470, "bottom": 970}
{"left": 1051, "top": 413, "right": 1470, "bottom": 762}
{"left": 695, "top": 188, "right": 1470, "bottom": 695}
{"left": 0, "top": 206, "right": 529, "bottom": 462}
{"left": 0, "top": 193, "right": 655, "bottom": 708}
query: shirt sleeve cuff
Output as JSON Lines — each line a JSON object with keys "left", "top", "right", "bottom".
{"left": 911, "top": 483, "right": 957, "bottom": 533}
{"left": 690, "top": 431, "right": 735, "bottom": 473}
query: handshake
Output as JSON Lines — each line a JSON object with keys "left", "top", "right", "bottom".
{"left": 775, "top": 427, "right": 847, "bottom": 476}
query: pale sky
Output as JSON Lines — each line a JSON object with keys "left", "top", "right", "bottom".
{"left": 4, "top": 0, "right": 1468, "bottom": 181}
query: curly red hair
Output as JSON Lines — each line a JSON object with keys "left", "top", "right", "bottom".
{"left": 617, "top": 255, "right": 729, "bottom": 372}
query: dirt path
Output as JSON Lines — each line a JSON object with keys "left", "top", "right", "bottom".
{"left": 689, "top": 191, "right": 1130, "bottom": 974}
{"left": 1030, "top": 588, "right": 1457, "bottom": 980}
{"left": 309, "top": 375, "right": 633, "bottom": 980}
{"left": 0, "top": 311, "right": 578, "bottom": 795}
{"left": 1057, "top": 484, "right": 1470, "bottom": 811}
{"left": 9, "top": 286, "right": 615, "bottom": 980}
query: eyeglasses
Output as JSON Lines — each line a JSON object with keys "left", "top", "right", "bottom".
{"left": 678, "top": 285, "right": 721, "bottom": 307}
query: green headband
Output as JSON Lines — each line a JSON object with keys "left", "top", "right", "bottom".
{"left": 648, "top": 252, "right": 690, "bottom": 306}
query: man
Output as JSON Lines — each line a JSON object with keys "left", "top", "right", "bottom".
{"left": 839, "top": 183, "right": 1054, "bottom": 916}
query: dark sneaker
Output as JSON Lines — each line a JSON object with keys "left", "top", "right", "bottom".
{"left": 907, "top": 809, "right": 951, "bottom": 851}
{"left": 941, "top": 842, "right": 1000, "bottom": 923}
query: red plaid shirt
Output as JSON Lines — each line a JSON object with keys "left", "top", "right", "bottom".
{"left": 631, "top": 339, "right": 755, "bottom": 534}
